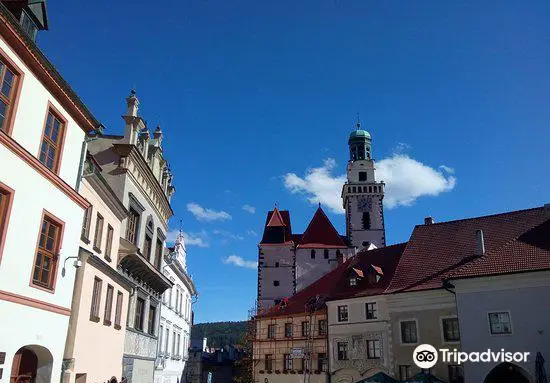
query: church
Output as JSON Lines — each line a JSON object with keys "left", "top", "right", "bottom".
{"left": 257, "top": 122, "right": 387, "bottom": 309}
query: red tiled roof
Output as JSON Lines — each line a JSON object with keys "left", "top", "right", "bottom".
{"left": 260, "top": 209, "right": 293, "bottom": 244}
{"left": 448, "top": 217, "right": 550, "bottom": 279}
{"left": 385, "top": 207, "right": 549, "bottom": 293}
{"left": 258, "top": 243, "right": 406, "bottom": 318}
{"left": 297, "top": 207, "right": 347, "bottom": 249}
{"left": 267, "top": 207, "right": 286, "bottom": 227}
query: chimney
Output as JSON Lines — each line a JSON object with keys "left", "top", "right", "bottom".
{"left": 475, "top": 229, "right": 485, "bottom": 256}
{"left": 424, "top": 216, "right": 435, "bottom": 225}
{"left": 544, "top": 203, "right": 550, "bottom": 218}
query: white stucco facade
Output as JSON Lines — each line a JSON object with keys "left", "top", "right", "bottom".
{"left": 453, "top": 271, "right": 550, "bottom": 383}
{"left": 0, "top": 20, "right": 95, "bottom": 383}
{"left": 156, "top": 232, "right": 196, "bottom": 383}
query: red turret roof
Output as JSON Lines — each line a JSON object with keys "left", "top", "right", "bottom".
{"left": 297, "top": 207, "right": 347, "bottom": 248}
{"left": 266, "top": 207, "right": 286, "bottom": 227}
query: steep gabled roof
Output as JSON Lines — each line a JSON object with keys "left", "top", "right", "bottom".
{"left": 260, "top": 209, "right": 293, "bottom": 244}
{"left": 258, "top": 243, "right": 406, "bottom": 318}
{"left": 385, "top": 207, "right": 549, "bottom": 293}
{"left": 297, "top": 207, "right": 347, "bottom": 249}
{"left": 267, "top": 207, "right": 286, "bottom": 227}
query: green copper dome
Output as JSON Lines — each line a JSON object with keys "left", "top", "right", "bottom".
{"left": 349, "top": 129, "right": 371, "bottom": 140}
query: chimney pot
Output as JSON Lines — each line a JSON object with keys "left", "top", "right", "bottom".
{"left": 475, "top": 229, "right": 485, "bottom": 256}
{"left": 424, "top": 216, "right": 435, "bottom": 225}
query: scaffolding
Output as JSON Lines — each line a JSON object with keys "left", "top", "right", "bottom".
{"left": 302, "top": 295, "right": 325, "bottom": 383}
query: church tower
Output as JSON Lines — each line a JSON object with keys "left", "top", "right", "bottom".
{"left": 342, "top": 121, "right": 386, "bottom": 250}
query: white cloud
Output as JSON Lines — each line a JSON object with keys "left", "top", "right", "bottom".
{"left": 283, "top": 154, "right": 456, "bottom": 212}
{"left": 223, "top": 255, "right": 258, "bottom": 269}
{"left": 187, "top": 203, "right": 232, "bottom": 222}
{"left": 166, "top": 229, "right": 209, "bottom": 248}
{"left": 283, "top": 158, "right": 346, "bottom": 214}
{"left": 242, "top": 204, "right": 256, "bottom": 214}
{"left": 213, "top": 230, "right": 244, "bottom": 241}
{"left": 246, "top": 229, "right": 258, "bottom": 237}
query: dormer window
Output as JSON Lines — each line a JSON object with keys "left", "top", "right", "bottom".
{"left": 20, "top": 10, "right": 38, "bottom": 41}
{"left": 349, "top": 277, "right": 357, "bottom": 287}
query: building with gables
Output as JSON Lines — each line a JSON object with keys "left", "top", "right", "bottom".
{"left": 258, "top": 122, "right": 385, "bottom": 310}
{"left": 63, "top": 154, "right": 132, "bottom": 383}
{"left": 0, "top": 1, "right": 104, "bottom": 381}
{"left": 87, "top": 91, "right": 176, "bottom": 383}
{"left": 156, "top": 231, "right": 197, "bottom": 383}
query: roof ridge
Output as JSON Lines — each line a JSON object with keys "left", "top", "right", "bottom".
{"left": 298, "top": 206, "right": 345, "bottom": 246}
{"left": 414, "top": 206, "right": 543, "bottom": 229}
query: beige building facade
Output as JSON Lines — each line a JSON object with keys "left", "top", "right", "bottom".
{"left": 253, "top": 312, "right": 329, "bottom": 383}
{"left": 386, "top": 290, "right": 461, "bottom": 381}
{"left": 63, "top": 155, "right": 131, "bottom": 383}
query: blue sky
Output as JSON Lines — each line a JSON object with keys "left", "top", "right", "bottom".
{"left": 41, "top": 1, "right": 550, "bottom": 322}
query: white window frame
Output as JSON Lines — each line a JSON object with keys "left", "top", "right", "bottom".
{"left": 365, "top": 301, "right": 378, "bottom": 320}
{"left": 440, "top": 315, "right": 460, "bottom": 344}
{"left": 399, "top": 318, "right": 419, "bottom": 345}
{"left": 366, "top": 339, "right": 381, "bottom": 359}
{"left": 337, "top": 305, "right": 349, "bottom": 322}
{"left": 487, "top": 311, "right": 513, "bottom": 336}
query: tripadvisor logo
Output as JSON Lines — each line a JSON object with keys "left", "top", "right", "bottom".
{"left": 413, "top": 344, "right": 530, "bottom": 368}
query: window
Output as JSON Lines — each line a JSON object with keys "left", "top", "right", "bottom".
{"left": 81, "top": 206, "right": 92, "bottom": 241}
{"left": 318, "top": 319, "right": 327, "bottom": 336}
{"left": 324, "top": 249, "right": 329, "bottom": 259}
{"left": 337, "top": 342, "right": 348, "bottom": 360}
{"left": 114, "top": 291, "right": 123, "bottom": 329}
{"left": 105, "top": 225, "right": 114, "bottom": 260}
{"left": 0, "top": 184, "right": 13, "bottom": 259}
{"left": 135, "top": 297, "right": 145, "bottom": 331}
{"left": 285, "top": 323, "right": 293, "bottom": 338}
{"left": 159, "top": 325, "right": 164, "bottom": 353}
{"left": 126, "top": 208, "right": 140, "bottom": 244}
{"left": 448, "top": 365, "right": 464, "bottom": 383}
{"left": 267, "top": 324, "right": 276, "bottom": 339}
{"left": 165, "top": 328, "right": 170, "bottom": 354}
{"left": 362, "top": 212, "right": 371, "bottom": 230}
{"left": 401, "top": 320, "right": 418, "bottom": 344}
{"left": 273, "top": 280, "right": 280, "bottom": 286}
{"left": 284, "top": 354, "right": 292, "bottom": 371}
{"left": 20, "top": 10, "right": 38, "bottom": 40}
{"left": 318, "top": 353, "right": 327, "bottom": 372}
{"left": 172, "top": 331, "right": 176, "bottom": 355}
{"left": 93, "top": 213, "right": 104, "bottom": 251}
{"left": 366, "top": 302, "right": 377, "bottom": 320}
{"left": 359, "top": 171, "right": 367, "bottom": 181}
{"left": 39, "top": 109, "right": 65, "bottom": 172}
{"left": 338, "top": 305, "right": 348, "bottom": 322}
{"left": 143, "top": 234, "right": 152, "bottom": 260}
{"left": 90, "top": 277, "right": 102, "bottom": 322}
{"left": 0, "top": 58, "right": 19, "bottom": 133}
{"left": 177, "top": 333, "right": 181, "bottom": 356}
{"left": 301, "top": 321, "right": 310, "bottom": 337}
{"left": 175, "top": 289, "right": 180, "bottom": 313}
{"left": 349, "top": 277, "right": 357, "bottom": 286}
{"left": 275, "top": 262, "right": 279, "bottom": 267}
{"left": 310, "top": 249, "right": 316, "bottom": 259}
{"left": 154, "top": 239, "right": 163, "bottom": 269}
{"left": 264, "top": 354, "right": 273, "bottom": 371}
{"left": 32, "top": 214, "right": 62, "bottom": 290}
{"left": 103, "top": 284, "right": 114, "bottom": 325}
{"left": 489, "top": 312, "right": 512, "bottom": 334}
{"left": 367, "top": 340, "right": 381, "bottom": 359}
{"left": 399, "top": 365, "right": 412, "bottom": 380}
{"left": 148, "top": 305, "right": 156, "bottom": 334}
{"left": 442, "top": 317, "right": 460, "bottom": 342}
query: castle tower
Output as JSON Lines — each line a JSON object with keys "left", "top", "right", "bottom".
{"left": 342, "top": 121, "right": 386, "bottom": 249}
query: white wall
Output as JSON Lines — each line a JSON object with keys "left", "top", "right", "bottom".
{"left": 295, "top": 248, "right": 341, "bottom": 292}
{"left": 258, "top": 245, "right": 295, "bottom": 309}
{"left": 454, "top": 272, "right": 550, "bottom": 383}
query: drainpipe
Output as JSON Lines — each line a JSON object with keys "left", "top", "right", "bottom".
{"left": 75, "top": 125, "right": 104, "bottom": 192}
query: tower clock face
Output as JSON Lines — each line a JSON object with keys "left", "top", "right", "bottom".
{"left": 357, "top": 196, "right": 373, "bottom": 212}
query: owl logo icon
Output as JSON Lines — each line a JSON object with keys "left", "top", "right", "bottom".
{"left": 413, "top": 344, "right": 438, "bottom": 369}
